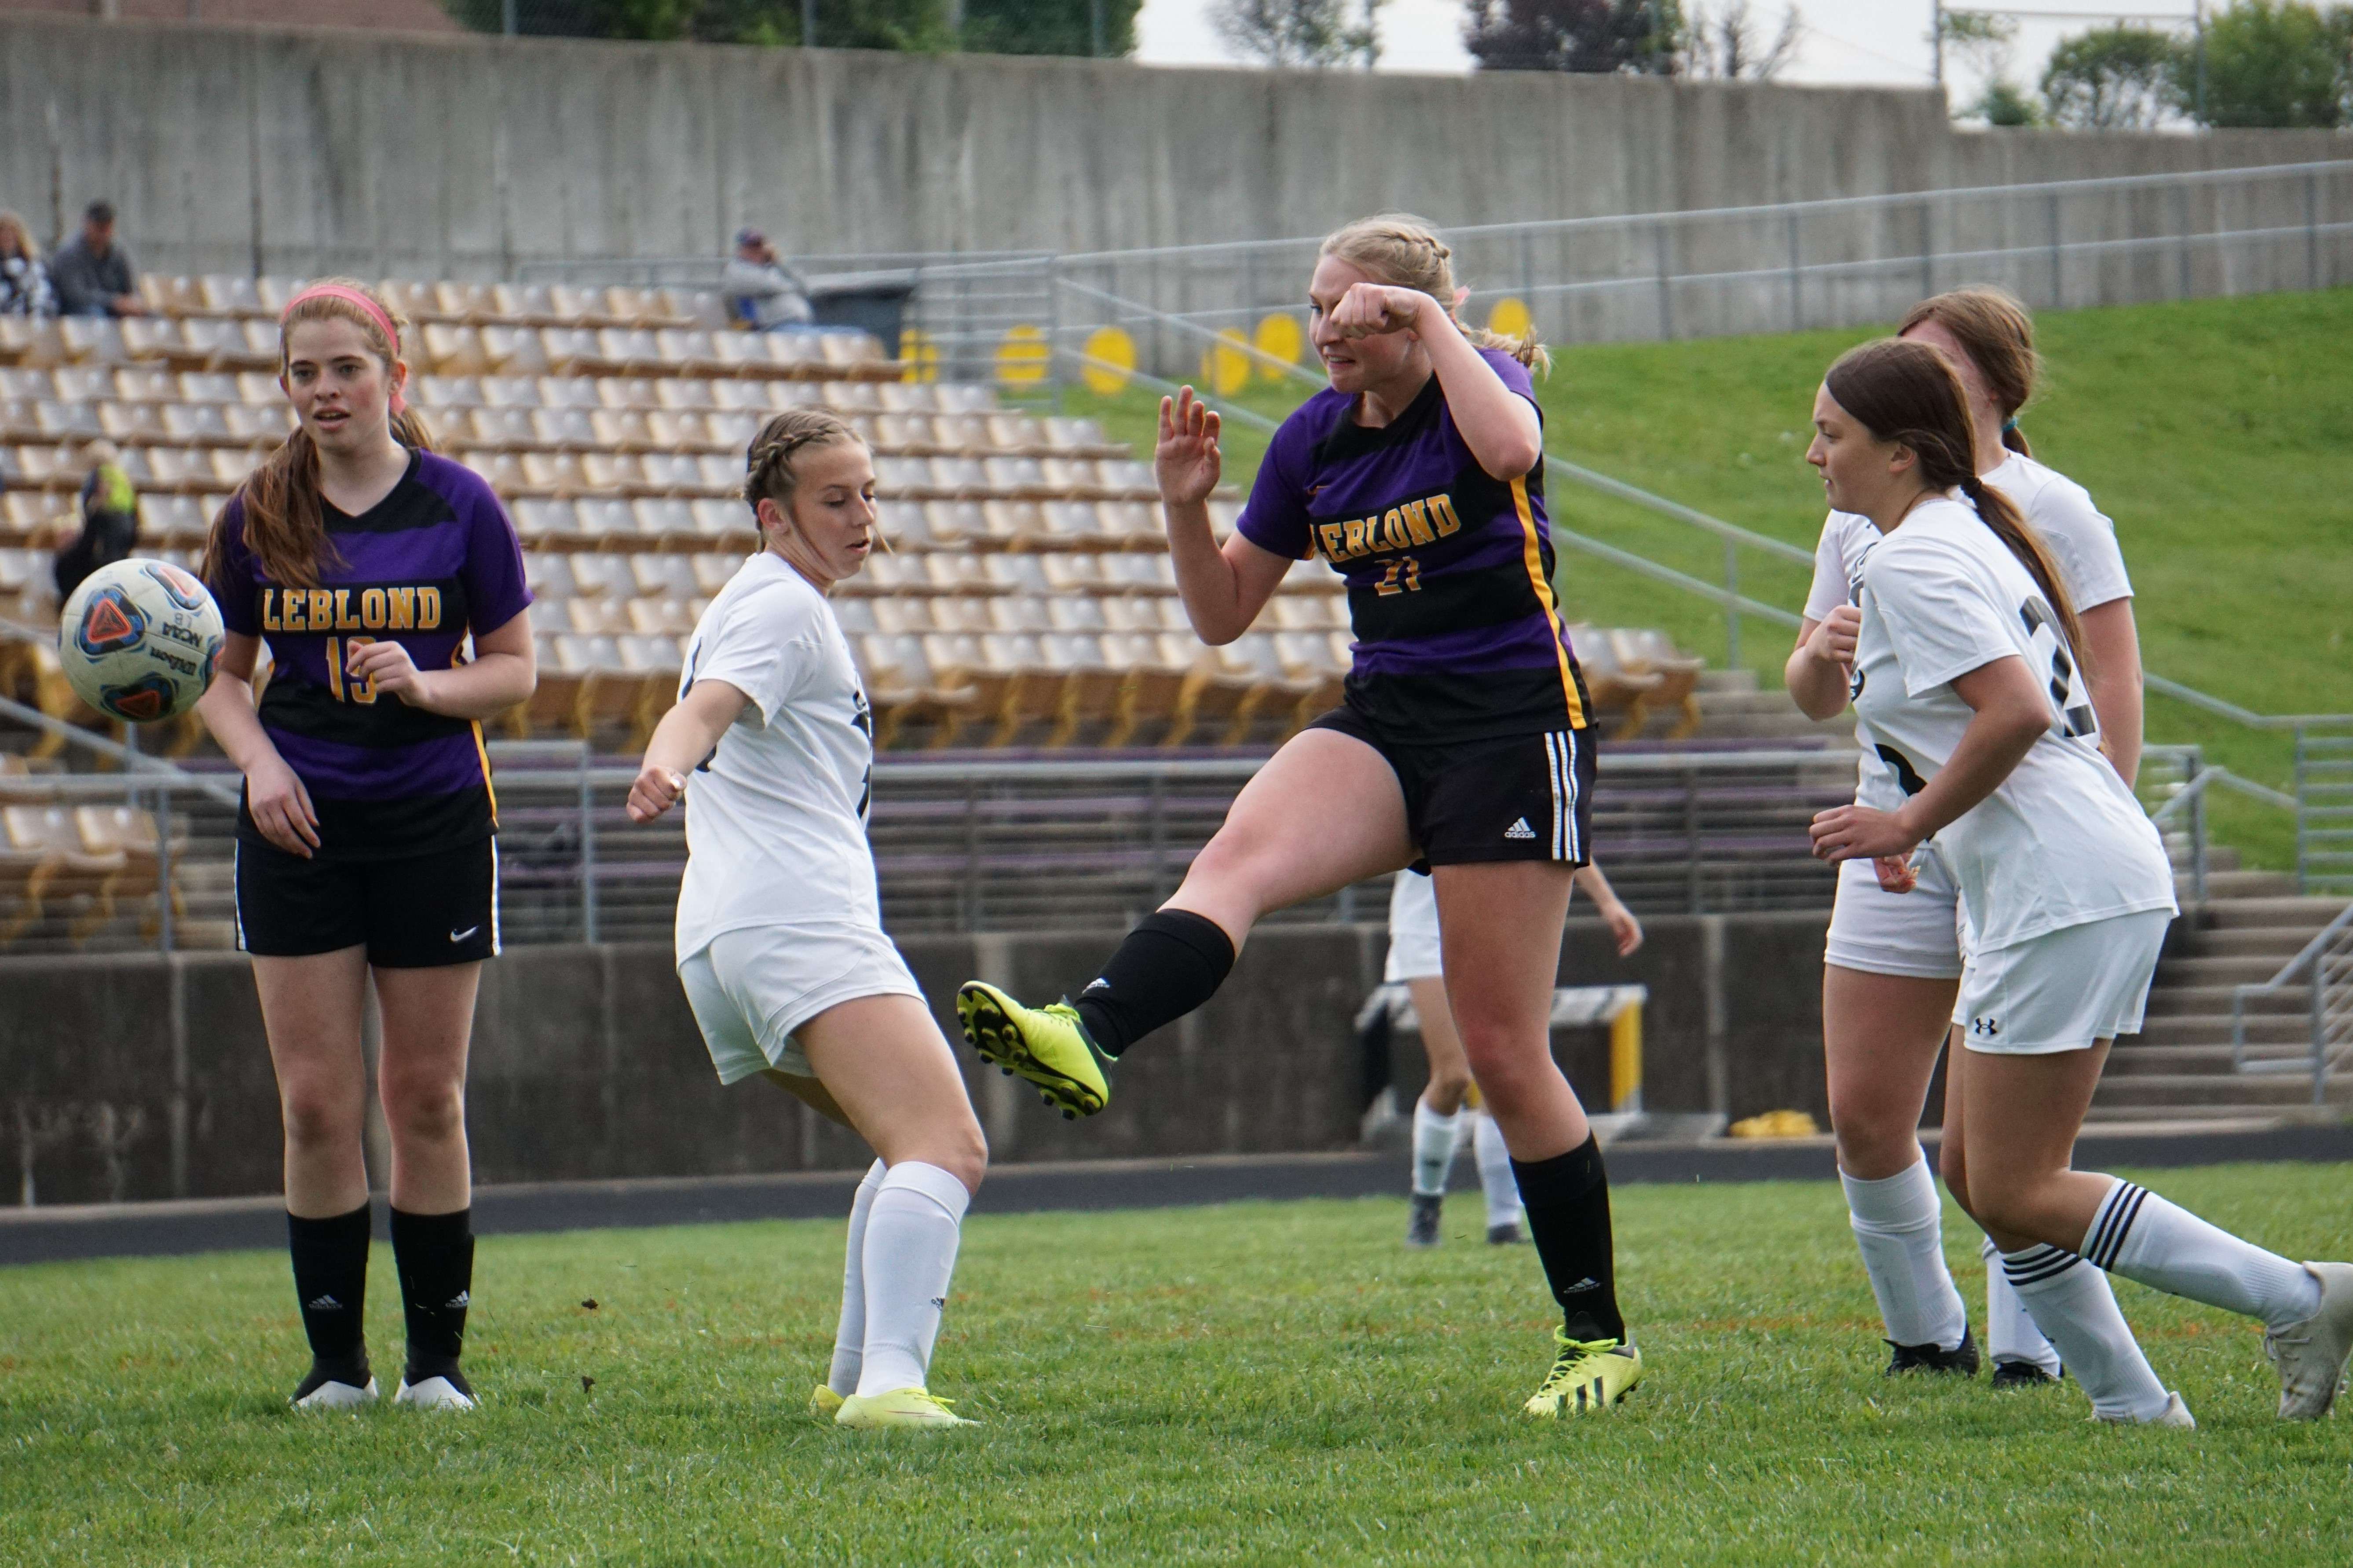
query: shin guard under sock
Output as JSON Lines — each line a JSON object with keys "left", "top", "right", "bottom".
{"left": 389, "top": 1206, "right": 475, "bottom": 1382}
{"left": 1073, "top": 909, "right": 1236, "bottom": 1058}
{"left": 288, "top": 1203, "right": 372, "bottom": 1377}
{"left": 1512, "top": 1133, "right": 1626, "bottom": 1343}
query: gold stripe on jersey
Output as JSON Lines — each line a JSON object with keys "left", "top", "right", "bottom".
{"left": 1511, "top": 476, "right": 1587, "bottom": 730}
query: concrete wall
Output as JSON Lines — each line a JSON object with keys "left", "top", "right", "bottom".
{"left": 0, "top": 910, "right": 1832, "bottom": 1205}
{"left": 2, "top": 15, "right": 2345, "bottom": 289}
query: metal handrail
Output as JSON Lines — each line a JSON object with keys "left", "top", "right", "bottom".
{"left": 2229, "top": 899, "right": 2353, "bottom": 1104}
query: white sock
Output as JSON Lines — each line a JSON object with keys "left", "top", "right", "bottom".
{"left": 1473, "top": 1113, "right": 1522, "bottom": 1230}
{"left": 827, "top": 1160, "right": 888, "bottom": 1396}
{"left": 2001, "top": 1244, "right": 2171, "bottom": 1421}
{"left": 854, "top": 1161, "right": 970, "bottom": 1398}
{"left": 1841, "top": 1156, "right": 1967, "bottom": 1352}
{"left": 1982, "top": 1235, "right": 2062, "bottom": 1375}
{"left": 2085, "top": 1179, "right": 2323, "bottom": 1331}
{"left": 1411, "top": 1101, "right": 1461, "bottom": 1199}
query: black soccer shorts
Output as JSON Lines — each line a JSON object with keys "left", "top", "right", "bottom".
{"left": 1307, "top": 705, "right": 1595, "bottom": 870}
{"left": 235, "top": 834, "right": 499, "bottom": 967}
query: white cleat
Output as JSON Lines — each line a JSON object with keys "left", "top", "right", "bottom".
{"left": 393, "top": 1374, "right": 479, "bottom": 1412}
{"left": 2267, "top": 1261, "right": 2353, "bottom": 1421}
{"left": 291, "top": 1374, "right": 379, "bottom": 1411}
{"left": 2096, "top": 1391, "right": 2195, "bottom": 1429}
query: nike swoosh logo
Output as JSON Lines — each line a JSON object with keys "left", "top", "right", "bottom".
{"left": 450, "top": 926, "right": 480, "bottom": 942}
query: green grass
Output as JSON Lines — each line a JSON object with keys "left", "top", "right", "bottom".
{"left": 1060, "top": 289, "right": 2353, "bottom": 869}
{"left": 7, "top": 1168, "right": 2353, "bottom": 1564}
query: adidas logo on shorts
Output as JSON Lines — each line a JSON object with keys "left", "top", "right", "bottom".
{"left": 1504, "top": 818, "right": 1536, "bottom": 841}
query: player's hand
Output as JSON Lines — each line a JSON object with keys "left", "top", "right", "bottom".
{"left": 1328, "top": 281, "right": 1428, "bottom": 341}
{"left": 345, "top": 638, "right": 428, "bottom": 705}
{"left": 245, "top": 754, "right": 320, "bottom": 858}
{"left": 627, "top": 763, "right": 687, "bottom": 824}
{"left": 1809, "top": 804, "right": 1919, "bottom": 865}
{"left": 1598, "top": 897, "right": 1644, "bottom": 958}
{"left": 1804, "top": 605, "right": 1861, "bottom": 671}
{"left": 1872, "top": 854, "right": 1919, "bottom": 895}
{"left": 1155, "top": 387, "right": 1222, "bottom": 508}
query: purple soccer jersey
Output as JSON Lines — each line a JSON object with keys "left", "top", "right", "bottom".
{"left": 207, "top": 450, "right": 532, "bottom": 859}
{"left": 1238, "top": 347, "right": 1591, "bottom": 746}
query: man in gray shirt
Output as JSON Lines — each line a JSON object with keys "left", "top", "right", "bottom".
{"left": 51, "top": 202, "right": 147, "bottom": 319}
{"left": 722, "top": 228, "right": 815, "bottom": 332}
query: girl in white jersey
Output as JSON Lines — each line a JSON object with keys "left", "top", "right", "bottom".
{"left": 1786, "top": 289, "right": 2144, "bottom": 1385}
{"left": 1804, "top": 338, "right": 2353, "bottom": 1425}
{"left": 627, "top": 410, "right": 988, "bottom": 1432}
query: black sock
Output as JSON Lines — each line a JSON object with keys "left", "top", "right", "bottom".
{"left": 288, "top": 1203, "right": 372, "bottom": 1378}
{"left": 389, "top": 1206, "right": 474, "bottom": 1382}
{"left": 1512, "top": 1134, "right": 1626, "bottom": 1344}
{"left": 1072, "top": 909, "right": 1236, "bottom": 1058}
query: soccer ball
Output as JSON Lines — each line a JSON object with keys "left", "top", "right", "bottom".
{"left": 57, "top": 558, "right": 226, "bottom": 724}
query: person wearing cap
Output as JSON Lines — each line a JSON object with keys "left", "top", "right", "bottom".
{"left": 52, "top": 439, "right": 140, "bottom": 599}
{"left": 723, "top": 227, "right": 816, "bottom": 332}
{"left": 50, "top": 201, "right": 146, "bottom": 319}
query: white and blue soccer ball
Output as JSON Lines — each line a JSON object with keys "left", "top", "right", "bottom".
{"left": 57, "top": 558, "right": 226, "bottom": 723}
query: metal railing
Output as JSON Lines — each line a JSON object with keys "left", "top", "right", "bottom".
{"left": 2229, "top": 901, "right": 2353, "bottom": 1107}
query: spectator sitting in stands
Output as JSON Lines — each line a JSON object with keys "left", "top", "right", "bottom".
{"left": 0, "top": 210, "right": 56, "bottom": 318}
{"left": 722, "top": 227, "right": 816, "bottom": 332}
{"left": 53, "top": 440, "right": 139, "bottom": 599}
{"left": 50, "top": 201, "right": 147, "bottom": 319}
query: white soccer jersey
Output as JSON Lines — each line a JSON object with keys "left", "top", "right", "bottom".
{"left": 672, "top": 552, "right": 881, "bottom": 960}
{"left": 1806, "top": 452, "right": 2133, "bottom": 811}
{"left": 1850, "top": 496, "right": 2174, "bottom": 950}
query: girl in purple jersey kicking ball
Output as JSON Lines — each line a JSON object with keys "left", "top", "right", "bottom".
{"left": 955, "top": 215, "right": 1644, "bottom": 1418}
{"left": 198, "top": 280, "right": 537, "bottom": 1413}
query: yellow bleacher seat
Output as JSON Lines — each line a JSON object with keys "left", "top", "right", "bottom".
{"left": 198, "top": 275, "right": 266, "bottom": 317}
{"left": 523, "top": 550, "right": 575, "bottom": 601}
{"left": 1098, "top": 631, "right": 1191, "bottom": 747}
{"left": 1608, "top": 627, "right": 1706, "bottom": 738}
{"left": 423, "top": 324, "right": 487, "bottom": 376}
{"left": 1, "top": 804, "right": 125, "bottom": 946}
{"left": 1564, "top": 622, "right": 1667, "bottom": 735}
{"left": 481, "top": 325, "right": 550, "bottom": 377}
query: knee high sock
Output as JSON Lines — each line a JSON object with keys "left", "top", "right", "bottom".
{"left": 1474, "top": 1113, "right": 1522, "bottom": 1230}
{"left": 1410, "top": 1101, "right": 1460, "bottom": 1199}
{"left": 856, "top": 1161, "right": 971, "bottom": 1398}
{"left": 1512, "top": 1134, "right": 1626, "bottom": 1344}
{"left": 2084, "top": 1179, "right": 2322, "bottom": 1330}
{"left": 1983, "top": 1235, "right": 2062, "bottom": 1374}
{"left": 1840, "top": 1156, "right": 1967, "bottom": 1352}
{"left": 2000, "top": 1245, "right": 2171, "bottom": 1421}
{"left": 1073, "top": 910, "right": 1236, "bottom": 1058}
{"left": 828, "top": 1160, "right": 889, "bottom": 1397}
{"left": 288, "top": 1203, "right": 372, "bottom": 1376}
{"left": 388, "top": 1206, "right": 474, "bottom": 1382}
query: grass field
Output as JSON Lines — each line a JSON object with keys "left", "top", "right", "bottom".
{"left": 7, "top": 1166, "right": 2352, "bottom": 1564}
{"left": 1065, "top": 289, "right": 2353, "bottom": 869}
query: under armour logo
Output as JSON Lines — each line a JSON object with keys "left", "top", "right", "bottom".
{"left": 1504, "top": 818, "right": 1536, "bottom": 841}
{"left": 1970, "top": 1018, "right": 2001, "bottom": 1038}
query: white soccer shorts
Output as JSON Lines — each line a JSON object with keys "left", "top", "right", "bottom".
{"left": 1954, "top": 908, "right": 2170, "bottom": 1055}
{"left": 678, "top": 921, "right": 925, "bottom": 1084}
{"left": 1822, "top": 844, "right": 1968, "bottom": 981}
{"left": 1383, "top": 870, "right": 1444, "bottom": 983}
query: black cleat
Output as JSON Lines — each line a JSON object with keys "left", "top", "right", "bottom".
{"left": 1886, "top": 1326, "right": 1980, "bottom": 1377}
{"left": 1487, "top": 1220, "right": 1527, "bottom": 1246}
{"left": 1990, "top": 1358, "right": 2064, "bottom": 1389}
{"left": 1405, "top": 1192, "right": 1443, "bottom": 1249}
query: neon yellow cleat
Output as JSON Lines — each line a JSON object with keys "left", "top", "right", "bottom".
{"left": 834, "top": 1387, "right": 978, "bottom": 1429}
{"left": 809, "top": 1384, "right": 844, "bottom": 1421}
{"left": 1523, "top": 1331, "right": 1643, "bottom": 1418}
{"left": 955, "top": 981, "right": 1112, "bottom": 1119}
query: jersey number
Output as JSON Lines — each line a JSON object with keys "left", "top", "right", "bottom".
{"left": 322, "top": 636, "right": 378, "bottom": 704}
{"left": 1374, "top": 556, "right": 1423, "bottom": 597}
{"left": 2019, "top": 598, "right": 2097, "bottom": 739}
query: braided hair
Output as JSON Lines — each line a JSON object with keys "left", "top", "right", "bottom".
{"left": 1318, "top": 213, "right": 1550, "bottom": 375}
{"left": 743, "top": 407, "right": 878, "bottom": 548}
{"left": 1824, "top": 337, "right": 2086, "bottom": 669}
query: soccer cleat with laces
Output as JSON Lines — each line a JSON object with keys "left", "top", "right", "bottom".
{"left": 1885, "top": 1326, "right": 1980, "bottom": 1378}
{"left": 2266, "top": 1261, "right": 2353, "bottom": 1420}
{"left": 955, "top": 981, "right": 1112, "bottom": 1119}
{"left": 834, "top": 1387, "right": 978, "bottom": 1429}
{"left": 1990, "top": 1359, "right": 2063, "bottom": 1390}
{"left": 1522, "top": 1331, "right": 1643, "bottom": 1417}
{"left": 393, "top": 1369, "right": 477, "bottom": 1411}
{"left": 1405, "top": 1193, "right": 1443, "bottom": 1249}
{"left": 810, "top": 1384, "right": 845, "bottom": 1421}
{"left": 290, "top": 1362, "right": 378, "bottom": 1410}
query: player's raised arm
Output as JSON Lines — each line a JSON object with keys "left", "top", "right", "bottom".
{"left": 1158, "top": 386, "right": 1291, "bottom": 645}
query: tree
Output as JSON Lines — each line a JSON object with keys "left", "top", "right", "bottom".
{"left": 1211, "top": 0, "right": 1383, "bottom": 68}
{"left": 2040, "top": 25, "right": 2182, "bottom": 128}
{"left": 440, "top": 0, "right": 952, "bottom": 48}
{"left": 1974, "top": 79, "right": 2041, "bottom": 126}
{"left": 961, "top": 0, "right": 1145, "bottom": 58}
{"left": 1681, "top": 1, "right": 1800, "bottom": 80}
{"left": 1463, "top": 0, "right": 1684, "bottom": 73}
{"left": 2174, "top": 1, "right": 2353, "bottom": 127}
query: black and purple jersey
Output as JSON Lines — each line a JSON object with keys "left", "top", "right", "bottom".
{"left": 208, "top": 450, "right": 532, "bottom": 860}
{"left": 1238, "top": 347, "right": 1591, "bottom": 746}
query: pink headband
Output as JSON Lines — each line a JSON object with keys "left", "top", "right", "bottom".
{"left": 282, "top": 284, "right": 407, "bottom": 416}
